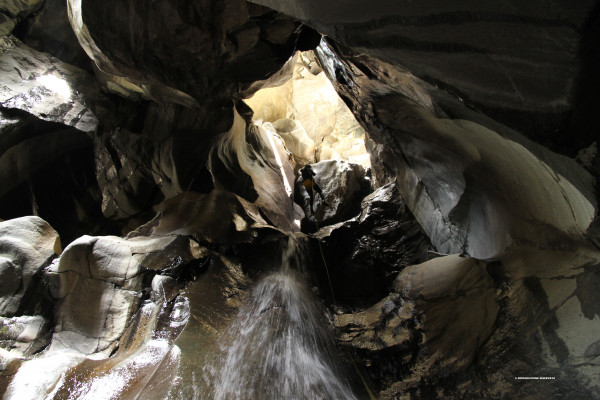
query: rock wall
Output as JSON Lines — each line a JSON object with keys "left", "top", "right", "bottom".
{"left": 0, "top": 0, "right": 599, "bottom": 399}
{"left": 249, "top": 0, "right": 599, "bottom": 156}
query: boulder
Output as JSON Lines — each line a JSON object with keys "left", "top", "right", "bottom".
{"left": 295, "top": 160, "right": 371, "bottom": 228}
{"left": 313, "top": 182, "right": 430, "bottom": 307}
{"left": 46, "top": 230, "right": 205, "bottom": 355}
{"left": 0, "top": 217, "right": 60, "bottom": 317}
{"left": 335, "top": 255, "right": 498, "bottom": 397}
{"left": 0, "top": 316, "right": 50, "bottom": 357}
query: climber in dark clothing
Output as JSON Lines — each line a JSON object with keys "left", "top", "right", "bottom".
{"left": 300, "top": 164, "right": 328, "bottom": 213}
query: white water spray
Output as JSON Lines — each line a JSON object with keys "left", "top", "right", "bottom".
{"left": 208, "top": 237, "right": 358, "bottom": 400}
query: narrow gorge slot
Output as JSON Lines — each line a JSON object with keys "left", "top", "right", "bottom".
{"left": 0, "top": 1, "right": 599, "bottom": 399}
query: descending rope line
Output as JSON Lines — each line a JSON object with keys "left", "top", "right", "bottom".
{"left": 310, "top": 188, "right": 377, "bottom": 400}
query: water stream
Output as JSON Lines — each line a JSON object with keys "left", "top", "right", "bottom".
{"left": 207, "top": 237, "right": 358, "bottom": 400}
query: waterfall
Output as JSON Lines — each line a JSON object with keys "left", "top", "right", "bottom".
{"left": 207, "top": 236, "right": 358, "bottom": 400}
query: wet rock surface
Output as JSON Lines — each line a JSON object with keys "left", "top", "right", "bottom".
{"left": 311, "top": 182, "right": 430, "bottom": 307}
{"left": 1, "top": 0, "right": 600, "bottom": 399}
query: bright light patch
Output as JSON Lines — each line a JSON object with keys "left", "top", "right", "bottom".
{"left": 266, "top": 130, "right": 293, "bottom": 197}
{"left": 37, "top": 74, "right": 72, "bottom": 99}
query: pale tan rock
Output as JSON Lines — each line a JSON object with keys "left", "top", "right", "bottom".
{"left": 0, "top": 315, "right": 50, "bottom": 357}
{"left": 395, "top": 255, "right": 497, "bottom": 372}
{"left": 271, "top": 119, "right": 315, "bottom": 165}
{"left": 245, "top": 51, "right": 371, "bottom": 170}
{"left": 46, "top": 231, "right": 203, "bottom": 355}
{"left": 0, "top": 216, "right": 60, "bottom": 317}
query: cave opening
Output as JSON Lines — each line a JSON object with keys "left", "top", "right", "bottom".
{"left": 244, "top": 49, "right": 371, "bottom": 172}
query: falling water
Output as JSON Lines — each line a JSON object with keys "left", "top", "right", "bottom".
{"left": 208, "top": 236, "right": 358, "bottom": 400}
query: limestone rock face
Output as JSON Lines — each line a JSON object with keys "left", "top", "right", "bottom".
{"left": 0, "top": 217, "right": 58, "bottom": 360}
{"left": 210, "top": 107, "right": 299, "bottom": 232}
{"left": 295, "top": 160, "right": 371, "bottom": 228}
{"left": 17, "top": 0, "right": 92, "bottom": 69}
{"left": 1, "top": 0, "right": 600, "bottom": 398}
{"left": 0, "top": 315, "right": 50, "bottom": 357}
{"left": 270, "top": 119, "right": 315, "bottom": 166}
{"left": 0, "top": 0, "right": 43, "bottom": 36}
{"left": 0, "top": 36, "right": 101, "bottom": 133}
{"left": 46, "top": 230, "right": 207, "bottom": 355}
{"left": 315, "top": 40, "right": 597, "bottom": 263}
{"left": 0, "top": 217, "right": 60, "bottom": 317}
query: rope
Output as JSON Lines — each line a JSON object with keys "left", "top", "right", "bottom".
{"left": 310, "top": 196, "right": 377, "bottom": 400}
{"left": 313, "top": 214, "right": 337, "bottom": 306}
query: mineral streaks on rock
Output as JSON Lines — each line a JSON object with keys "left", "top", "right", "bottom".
{"left": 46, "top": 235, "right": 146, "bottom": 355}
{"left": 210, "top": 107, "right": 298, "bottom": 231}
{"left": 0, "top": 36, "right": 100, "bottom": 133}
{"left": 0, "top": 217, "right": 59, "bottom": 361}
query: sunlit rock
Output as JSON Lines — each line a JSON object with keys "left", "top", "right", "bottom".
{"left": 0, "top": 36, "right": 101, "bottom": 132}
{"left": 2, "top": 350, "right": 84, "bottom": 400}
{"left": 271, "top": 118, "right": 315, "bottom": 166}
{"left": 4, "top": 278, "right": 189, "bottom": 400}
{"left": 0, "top": 217, "right": 60, "bottom": 317}
{"left": 46, "top": 229, "right": 204, "bottom": 355}
{"left": 210, "top": 106, "right": 299, "bottom": 231}
{"left": 249, "top": 0, "right": 596, "bottom": 153}
{"left": 317, "top": 41, "right": 598, "bottom": 262}
{"left": 0, "top": 316, "right": 50, "bottom": 357}
{"left": 246, "top": 50, "right": 371, "bottom": 170}
{"left": 0, "top": 0, "right": 599, "bottom": 398}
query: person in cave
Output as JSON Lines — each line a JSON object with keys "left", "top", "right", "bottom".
{"left": 300, "top": 164, "right": 328, "bottom": 214}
